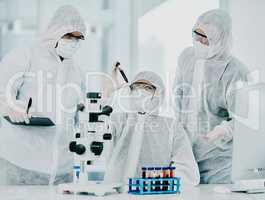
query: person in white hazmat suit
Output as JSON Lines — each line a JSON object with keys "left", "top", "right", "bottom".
{"left": 104, "top": 71, "right": 200, "bottom": 191}
{"left": 173, "top": 9, "right": 249, "bottom": 184}
{"left": 0, "top": 5, "right": 86, "bottom": 184}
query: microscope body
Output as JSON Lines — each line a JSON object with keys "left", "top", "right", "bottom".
{"left": 69, "top": 92, "right": 113, "bottom": 185}
{"left": 58, "top": 93, "right": 122, "bottom": 196}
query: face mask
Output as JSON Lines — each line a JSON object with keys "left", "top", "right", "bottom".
{"left": 193, "top": 39, "right": 222, "bottom": 60}
{"left": 56, "top": 39, "right": 80, "bottom": 59}
{"left": 130, "top": 88, "right": 160, "bottom": 114}
{"left": 193, "top": 40, "right": 210, "bottom": 59}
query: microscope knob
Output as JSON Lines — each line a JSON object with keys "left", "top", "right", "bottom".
{"left": 69, "top": 141, "right": 77, "bottom": 152}
{"left": 101, "top": 105, "right": 113, "bottom": 116}
{"left": 75, "top": 133, "right": 81, "bottom": 138}
{"left": 90, "top": 141, "right": 104, "bottom": 156}
{"left": 75, "top": 144, "right": 86, "bottom": 155}
{"left": 103, "top": 133, "right": 112, "bottom": 140}
{"left": 77, "top": 103, "right": 85, "bottom": 112}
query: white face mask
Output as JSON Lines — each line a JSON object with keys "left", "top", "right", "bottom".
{"left": 130, "top": 88, "right": 160, "bottom": 114}
{"left": 56, "top": 39, "right": 80, "bottom": 59}
{"left": 193, "top": 40, "right": 210, "bottom": 59}
{"left": 193, "top": 40, "right": 221, "bottom": 60}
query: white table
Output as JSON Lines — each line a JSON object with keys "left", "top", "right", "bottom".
{"left": 0, "top": 185, "right": 264, "bottom": 200}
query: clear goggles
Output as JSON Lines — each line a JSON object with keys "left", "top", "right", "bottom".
{"left": 192, "top": 30, "right": 208, "bottom": 45}
{"left": 130, "top": 81, "right": 157, "bottom": 95}
{"left": 62, "top": 33, "right": 85, "bottom": 41}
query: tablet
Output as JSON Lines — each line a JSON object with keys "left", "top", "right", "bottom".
{"left": 3, "top": 116, "right": 55, "bottom": 126}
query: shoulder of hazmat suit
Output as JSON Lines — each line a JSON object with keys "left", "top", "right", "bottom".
{"left": 0, "top": 5, "right": 86, "bottom": 185}
{"left": 173, "top": 9, "right": 249, "bottom": 184}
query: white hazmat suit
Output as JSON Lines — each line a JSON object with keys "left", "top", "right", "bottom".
{"left": 173, "top": 9, "right": 249, "bottom": 183}
{"left": 105, "top": 71, "right": 200, "bottom": 190}
{"left": 0, "top": 5, "right": 86, "bottom": 184}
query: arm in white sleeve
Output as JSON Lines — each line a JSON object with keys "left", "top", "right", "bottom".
{"left": 170, "top": 122, "right": 200, "bottom": 186}
{"left": 173, "top": 58, "right": 183, "bottom": 122}
{"left": 110, "top": 112, "right": 128, "bottom": 144}
{"left": 215, "top": 70, "right": 249, "bottom": 142}
{"left": 0, "top": 48, "right": 30, "bottom": 115}
{"left": 173, "top": 47, "right": 194, "bottom": 123}
{"left": 76, "top": 67, "right": 86, "bottom": 105}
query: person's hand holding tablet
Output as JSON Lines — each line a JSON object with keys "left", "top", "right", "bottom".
{"left": 3, "top": 97, "right": 55, "bottom": 126}
{"left": 4, "top": 98, "right": 32, "bottom": 124}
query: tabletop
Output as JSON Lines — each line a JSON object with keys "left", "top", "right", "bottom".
{"left": 0, "top": 184, "right": 264, "bottom": 200}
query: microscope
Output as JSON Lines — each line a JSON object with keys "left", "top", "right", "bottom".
{"left": 58, "top": 92, "right": 122, "bottom": 196}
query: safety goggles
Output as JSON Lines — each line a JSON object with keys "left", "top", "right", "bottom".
{"left": 130, "top": 81, "right": 156, "bottom": 94}
{"left": 62, "top": 33, "right": 85, "bottom": 41}
{"left": 192, "top": 30, "right": 208, "bottom": 45}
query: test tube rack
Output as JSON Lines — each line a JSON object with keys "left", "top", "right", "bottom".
{"left": 128, "top": 177, "right": 181, "bottom": 195}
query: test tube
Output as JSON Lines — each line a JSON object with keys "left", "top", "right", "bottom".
{"left": 170, "top": 166, "right": 176, "bottom": 191}
{"left": 152, "top": 167, "right": 157, "bottom": 191}
{"left": 160, "top": 167, "right": 164, "bottom": 191}
{"left": 147, "top": 167, "right": 154, "bottom": 178}
{"left": 170, "top": 166, "right": 176, "bottom": 178}
{"left": 155, "top": 167, "right": 161, "bottom": 191}
{"left": 142, "top": 167, "right": 147, "bottom": 192}
{"left": 162, "top": 167, "right": 170, "bottom": 191}
{"left": 147, "top": 167, "right": 154, "bottom": 191}
{"left": 142, "top": 167, "right": 147, "bottom": 179}
{"left": 162, "top": 167, "right": 167, "bottom": 178}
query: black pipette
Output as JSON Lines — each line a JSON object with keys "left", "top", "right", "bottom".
{"left": 115, "top": 62, "right": 129, "bottom": 83}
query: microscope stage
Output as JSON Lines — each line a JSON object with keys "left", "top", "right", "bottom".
{"left": 57, "top": 182, "right": 123, "bottom": 196}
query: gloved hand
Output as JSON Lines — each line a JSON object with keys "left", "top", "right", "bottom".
{"left": 203, "top": 126, "right": 227, "bottom": 143}
{"left": 111, "top": 63, "right": 127, "bottom": 90}
{"left": 4, "top": 101, "right": 31, "bottom": 124}
{"left": 103, "top": 63, "right": 128, "bottom": 99}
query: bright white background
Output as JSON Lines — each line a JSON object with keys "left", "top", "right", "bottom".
{"left": 229, "top": 0, "right": 265, "bottom": 82}
{"left": 137, "top": 0, "right": 219, "bottom": 116}
{"left": 0, "top": 0, "right": 264, "bottom": 105}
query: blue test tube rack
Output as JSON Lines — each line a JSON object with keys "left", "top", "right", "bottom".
{"left": 128, "top": 177, "right": 181, "bottom": 195}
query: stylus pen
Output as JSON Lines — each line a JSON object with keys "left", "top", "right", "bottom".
{"left": 26, "top": 97, "right": 32, "bottom": 115}
{"left": 115, "top": 62, "right": 129, "bottom": 83}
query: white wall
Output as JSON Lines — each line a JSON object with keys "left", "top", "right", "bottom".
{"left": 138, "top": 0, "right": 219, "bottom": 78}
{"left": 106, "top": 0, "right": 137, "bottom": 76}
{"left": 137, "top": 0, "right": 166, "bottom": 17}
{"left": 229, "top": 0, "right": 265, "bottom": 80}
{"left": 0, "top": 0, "right": 38, "bottom": 57}
{"left": 137, "top": 0, "right": 219, "bottom": 117}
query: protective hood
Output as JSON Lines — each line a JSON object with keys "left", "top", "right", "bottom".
{"left": 193, "top": 9, "right": 232, "bottom": 61}
{"left": 132, "top": 71, "right": 165, "bottom": 102}
{"left": 39, "top": 5, "right": 86, "bottom": 53}
{"left": 131, "top": 71, "right": 165, "bottom": 114}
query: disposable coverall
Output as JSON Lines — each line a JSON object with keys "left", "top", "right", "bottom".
{"left": 0, "top": 5, "right": 86, "bottom": 184}
{"left": 173, "top": 9, "right": 248, "bottom": 183}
